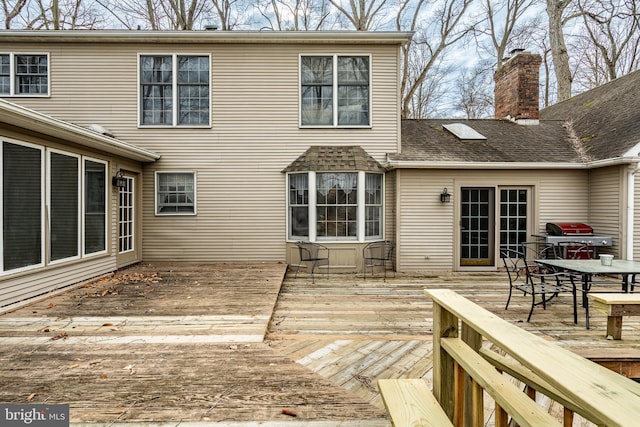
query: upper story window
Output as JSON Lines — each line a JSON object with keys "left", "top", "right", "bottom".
{"left": 139, "top": 54, "right": 210, "bottom": 127}
{"left": 300, "top": 54, "right": 370, "bottom": 128}
{"left": 0, "top": 53, "right": 49, "bottom": 96}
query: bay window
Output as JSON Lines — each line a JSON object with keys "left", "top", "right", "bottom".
{"left": 139, "top": 54, "right": 210, "bottom": 126}
{"left": 300, "top": 54, "right": 370, "bottom": 127}
{"left": 288, "top": 171, "right": 383, "bottom": 241}
{"left": 1, "top": 140, "right": 107, "bottom": 274}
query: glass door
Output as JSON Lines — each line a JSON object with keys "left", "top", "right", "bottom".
{"left": 460, "top": 188, "right": 494, "bottom": 266}
{"left": 499, "top": 188, "right": 529, "bottom": 253}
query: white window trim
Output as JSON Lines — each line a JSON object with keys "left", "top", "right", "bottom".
{"left": 47, "top": 148, "right": 81, "bottom": 265}
{"left": 137, "top": 53, "right": 212, "bottom": 128}
{"left": 0, "top": 52, "right": 50, "bottom": 97}
{"left": 298, "top": 53, "right": 372, "bottom": 129}
{"left": 154, "top": 171, "right": 197, "bottom": 216}
{"left": 285, "top": 171, "right": 384, "bottom": 243}
{"left": 0, "top": 138, "right": 45, "bottom": 274}
{"left": 81, "top": 156, "right": 108, "bottom": 257}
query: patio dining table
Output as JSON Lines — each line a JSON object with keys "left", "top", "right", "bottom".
{"left": 535, "top": 258, "right": 640, "bottom": 329}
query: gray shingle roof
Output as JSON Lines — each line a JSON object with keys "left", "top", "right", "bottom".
{"left": 392, "top": 119, "right": 580, "bottom": 163}
{"left": 540, "top": 69, "right": 640, "bottom": 161}
{"left": 282, "top": 145, "right": 386, "bottom": 172}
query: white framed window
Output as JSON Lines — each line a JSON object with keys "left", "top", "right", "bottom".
{"left": 300, "top": 54, "right": 371, "bottom": 127}
{"left": 155, "top": 171, "right": 196, "bottom": 215}
{"left": 0, "top": 53, "right": 50, "bottom": 96}
{"left": 0, "top": 140, "right": 45, "bottom": 273}
{"left": 83, "top": 158, "right": 107, "bottom": 256}
{"left": 47, "top": 149, "right": 81, "bottom": 264}
{"left": 139, "top": 54, "right": 210, "bottom": 127}
{"left": 287, "top": 171, "right": 383, "bottom": 241}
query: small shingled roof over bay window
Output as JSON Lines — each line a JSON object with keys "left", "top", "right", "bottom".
{"left": 282, "top": 145, "right": 386, "bottom": 172}
{"left": 283, "top": 146, "right": 386, "bottom": 242}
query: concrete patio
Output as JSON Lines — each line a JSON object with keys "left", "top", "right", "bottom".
{"left": 1, "top": 262, "right": 639, "bottom": 425}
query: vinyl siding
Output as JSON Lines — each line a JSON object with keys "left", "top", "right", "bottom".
{"left": 589, "top": 166, "right": 624, "bottom": 257}
{"left": 2, "top": 41, "right": 401, "bottom": 262}
{"left": 396, "top": 168, "right": 590, "bottom": 272}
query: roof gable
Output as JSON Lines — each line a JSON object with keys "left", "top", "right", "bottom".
{"left": 283, "top": 146, "right": 385, "bottom": 172}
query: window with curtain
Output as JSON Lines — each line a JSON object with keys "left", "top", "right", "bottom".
{"left": 156, "top": 172, "right": 196, "bottom": 214}
{"left": 288, "top": 172, "right": 383, "bottom": 241}
{"left": 140, "top": 54, "right": 210, "bottom": 126}
{"left": 3, "top": 141, "right": 43, "bottom": 272}
{"left": 0, "top": 53, "right": 49, "bottom": 96}
{"left": 300, "top": 54, "right": 370, "bottom": 127}
{"left": 84, "top": 160, "right": 106, "bottom": 255}
{"left": 50, "top": 152, "right": 79, "bottom": 262}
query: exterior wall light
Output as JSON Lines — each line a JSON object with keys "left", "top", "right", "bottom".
{"left": 112, "top": 170, "right": 127, "bottom": 188}
{"left": 440, "top": 187, "right": 451, "bottom": 203}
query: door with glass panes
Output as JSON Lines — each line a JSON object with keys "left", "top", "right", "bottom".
{"left": 116, "top": 174, "right": 139, "bottom": 267}
{"left": 460, "top": 187, "right": 530, "bottom": 268}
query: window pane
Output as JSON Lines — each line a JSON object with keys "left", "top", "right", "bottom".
{"left": 119, "top": 177, "right": 134, "bottom": 253}
{"left": 157, "top": 172, "right": 195, "bottom": 214}
{"left": 84, "top": 160, "right": 106, "bottom": 254}
{"left": 0, "top": 54, "right": 9, "bottom": 94}
{"left": 3, "top": 142, "right": 42, "bottom": 271}
{"left": 289, "top": 174, "right": 308, "bottom": 237}
{"left": 15, "top": 55, "right": 48, "bottom": 94}
{"left": 337, "top": 56, "right": 369, "bottom": 126}
{"left": 316, "top": 172, "right": 357, "bottom": 239}
{"left": 178, "top": 56, "right": 209, "bottom": 125}
{"left": 140, "top": 56, "right": 173, "bottom": 125}
{"left": 301, "top": 56, "right": 333, "bottom": 126}
{"left": 50, "top": 152, "right": 79, "bottom": 261}
{"left": 365, "top": 173, "right": 382, "bottom": 237}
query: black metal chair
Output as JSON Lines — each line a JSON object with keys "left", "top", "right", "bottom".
{"left": 523, "top": 261, "right": 578, "bottom": 323}
{"left": 294, "top": 241, "right": 329, "bottom": 283}
{"left": 500, "top": 248, "right": 529, "bottom": 311}
{"left": 363, "top": 240, "right": 395, "bottom": 280}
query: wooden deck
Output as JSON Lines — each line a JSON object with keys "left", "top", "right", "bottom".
{"left": 1, "top": 263, "right": 639, "bottom": 425}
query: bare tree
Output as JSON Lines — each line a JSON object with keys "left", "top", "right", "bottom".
{"left": 19, "top": 0, "right": 104, "bottom": 29}
{"left": 257, "top": 0, "right": 332, "bottom": 30}
{"left": 329, "top": 0, "right": 391, "bottom": 30}
{"left": 575, "top": 0, "right": 640, "bottom": 84}
{"left": 209, "top": 0, "right": 247, "bottom": 30}
{"left": 398, "top": 0, "right": 476, "bottom": 118}
{"left": 95, "top": 0, "right": 212, "bottom": 29}
{"left": 453, "top": 61, "right": 494, "bottom": 118}
{"left": 1, "top": 0, "right": 28, "bottom": 28}
{"left": 546, "top": 0, "right": 582, "bottom": 101}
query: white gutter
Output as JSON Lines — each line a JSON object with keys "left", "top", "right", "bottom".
{"left": 0, "top": 99, "right": 160, "bottom": 162}
{"left": 0, "top": 30, "right": 414, "bottom": 45}
{"left": 385, "top": 156, "right": 640, "bottom": 170}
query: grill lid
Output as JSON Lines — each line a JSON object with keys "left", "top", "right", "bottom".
{"left": 546, "top": 222, "right": 593, "bottom": 236}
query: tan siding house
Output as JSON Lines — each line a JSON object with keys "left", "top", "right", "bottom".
{"left": 2, "top": 30, "right": 640, "bottom": 310}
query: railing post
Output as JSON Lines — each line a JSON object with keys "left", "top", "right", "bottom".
{"left": 462, "top": 323, "right": 483, "bottom": 427}
{"left": 433, "top": 299, "right": 459, "bottom": 421}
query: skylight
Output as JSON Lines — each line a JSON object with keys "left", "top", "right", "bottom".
{"left": 443, "top": 123, "right": 487, "bottom": 140}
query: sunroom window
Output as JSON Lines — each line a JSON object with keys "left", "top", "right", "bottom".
{"left": 300, "top": 54, "right": 370, "bottom": 127}
{"left": 140, "top": 54, "right": 210, "bottom": 127}
{"left": 287, "top": 171, "right": 383, "bottom": 241}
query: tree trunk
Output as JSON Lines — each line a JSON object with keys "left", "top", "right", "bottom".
{"left": 546, "top": 0, "right": 572, "bottom": 102}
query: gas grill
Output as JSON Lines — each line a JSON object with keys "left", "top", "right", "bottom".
{"left": 543, "top": 222, "right": 612, "bottom": 258}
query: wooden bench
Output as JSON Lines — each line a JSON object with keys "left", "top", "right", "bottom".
{"left": 378, "top": 379, "right": 453, "bottom": 427}
{"left": 589, "top": 293, "right": 640, "bottom": 339}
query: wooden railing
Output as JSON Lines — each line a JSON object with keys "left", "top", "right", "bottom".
{"left": 426, "top": 288, "right": 640, "bottom": 427}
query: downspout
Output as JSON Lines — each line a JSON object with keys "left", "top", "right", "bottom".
{"left": 627, "top": 163, "right": 639, "bottom": 259}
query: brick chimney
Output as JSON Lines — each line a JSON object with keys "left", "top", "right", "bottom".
{"left": 494, "top": 50, "right": 542, "bottom": 124}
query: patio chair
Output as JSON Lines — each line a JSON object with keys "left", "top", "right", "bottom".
{"left": 294, "top": 241, "right": 329, "bottom": 284}
{"left": 363, "top": 240, "right": 395, "bottom": 280}
{"left": 523, "top": 262, "right": 578, "bottom": 323}
{"left": 556, "top": 241, "right": 596, "bottom": 259}
{"left": 500, "top": 248, "right": 528, "bottom": 311}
